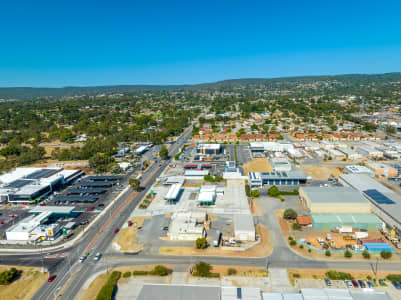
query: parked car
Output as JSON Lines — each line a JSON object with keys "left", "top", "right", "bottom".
{"left": 48, "top": 275, "right": 56, "bottom": 282}
{"left": 88, "top": 206, "right": 95, "bottom": 211}
{"left": 0, "top": 221, "right": 3, "bottom": 225}
{"left": 324, "top": 278, "right": 332, "bottom": 287}
{"left": 379, "top": 279, "right": 385, "bottom": 286}
{"left": 94, "top": 253, "right": 101, "bottom": 261}
{"left": 358, "top": 280, "right": 366, "bottom": 288}
{"left": 127, "top": 221, "right": 133, "bottom": 227}
{"left": 367, "top": 281, "right": 374, "bottom": 288}
{"left": 392, "top": 281, "right": 401, "bottom": 289}
{"left": 98, "top": 204, "right": 105, "bottom": 207}
{"left": 79, "top": 256, "right": 86, "bottom": 263}
{"left": 351, "top": 280, "right": 359, "bottom": 288}
{"left": 114, "top": 228, "right": 119, "bottom": 234}
{"left": 345, "top": 280, "right": 353, "bottom": 288}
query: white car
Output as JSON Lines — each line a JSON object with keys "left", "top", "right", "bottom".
{"left": 79, "top": 256, "right": 86, "bottom": 263}
{"left": 345, "top": 280, "right": 353, "bottom": 288}
{"left": 93, "top": 253, "right": 101, "bottom": 261}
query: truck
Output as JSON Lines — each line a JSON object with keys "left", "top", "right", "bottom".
{"left": 213, "top": 231, "right": 222, "bottom": 247}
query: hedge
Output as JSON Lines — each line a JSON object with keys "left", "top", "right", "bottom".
{"left": 96, "top": 271, "right": 121, "bottom": 300}
{"left": 192, "top": 272, "right": 220, "bottom": 278}
{"left": 0, "top": 268, "right": 21, "bottom": 285}
{"left": 325, "top": 270, "right": 353, "bottom": 280}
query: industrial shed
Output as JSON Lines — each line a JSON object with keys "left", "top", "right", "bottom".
{"left": 234, "top": 214, "right": 255, "bottom": 241}
{"left": 311, "top": 213, "right": 384, "bottom": 230}
{"left": 299, "top": 187, "right": 371, "bottom": 213}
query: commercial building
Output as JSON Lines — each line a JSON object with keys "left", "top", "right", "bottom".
{"left": 271, "top": 158, "right": 292, "bottom": 172}
{"left": 137, "top": 284, "right": 220, "bottom": 300}
{"left": 184, "top": 170, "right": 209, "bottom": 179}
{"left": 196, "top": 185, "right": 216, "bottom": 206}
{"left": 249, "top": 142, "right": 293, "bottom": 153}
{"left": 234, "top": 214, "right": 255, "bottom": 241}
{"left": 196, "top": 144, "right": 223, "bottom": 155}
{"left": 357, "top": 146, "right": 383, "bottom": 159}
{"left": 248, "top": 171, "right": 307, "bottom": 187}
{"left": 311, "top": 213, "right": 384, "bottom": 230}
{"left": 168, "top": 211, "right": 206, "bottom": 241}
{"left": 299, "top": 187, "right": 371, "bottom": 213}
{"left": 343, "top": 165, "right": 373, "bottom": 177}
{"left": 135, "top": 145, "right": 148, "bottom": 155}
{"left": 0, "top": 168, "right": 83, "bottom": 204}
{"left": 339, "top": 174, "right": 401, "bottom": 229}
{"left": 367, "top": 163, "right": 398, "bottom": 178}
{"left": 328, "top": 149, "right": 346, "bottom": 160}
{"left": 6, "top": 206, "right": 75, "bottom": 242}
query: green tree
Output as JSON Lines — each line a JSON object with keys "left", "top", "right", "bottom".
{"left": 159, "top": 145, "right": 169, "bottom": 159}
{"left": 344, "top": 250, "right": 352, "bottom": 258}
{"left": 325, "top": 250, "right": 331, "bottom": 257}
{"left": 194, "top": 261, "right": 211, "bottom": 277}
{"left": 268, "top": 185, "right": 280, "bottom": 197}
{"left": 362, "top": 250, "right": 371, "bottom": 259}
{"left": 380, "top": 250, "right": 392, "bottom": 259}
{"left": 152, "top": 265, "right": 168, "bottom": 276}
{"left": 283, "top": 208, "right": 297, "bottom": 220}
{"left": 195, "top": 237, "right": 207, "bottom": 249}
{"left": 386, "top": 126, "right": 396, "bottom": 134}
{"left": 129, "top": 178, "right": 141, "bottom": 191}
{"left": 251, "top": 190, "right": 260, "bottom": 198}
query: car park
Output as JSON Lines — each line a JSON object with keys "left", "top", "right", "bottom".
{"left": 324, "top": 278, "right": 332, "bottom": 287}
{"left": 351, "top": 280, "right": 359, "bottom": 288}
{"left": 48, "top": 275, "right": 56, "bottom": 282}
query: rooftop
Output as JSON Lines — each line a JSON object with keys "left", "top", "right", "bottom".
{"left": 300, "top": 187, "right": 368, "bottom": 204}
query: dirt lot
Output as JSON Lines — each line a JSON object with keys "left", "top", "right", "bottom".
{"left": 300, "top": 165, "right": 344, "bottom": 180}
{"left": 0, "top": 266, "right": 47, "bottom": 300}
{"left": 116, "top": 217, "right": 150, "bottom": 252}
{"left": 250, "top": 199, "right": 264, "bottom": 216}
{"left": 288, "top": 268, "right": 401, "bottom": 285}
{"left": 275, "top": 210, "right": 290, "bottom": 233}
{"left": 243, "top": 158, "right": 272, "bottom": 175}
{"left": 195, "top": 265, "right": 268, "bottom": 277}
{"left": 160, "top": 225, "right": 272, "bottom": 258}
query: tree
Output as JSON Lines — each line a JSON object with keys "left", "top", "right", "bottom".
{"left": 325, "top": 250, "right": 331, "bottom": 257}
{"left": 152, "top": 265, "right": 168, "bottom": 276}
{"left": 195, "top": 237, "right": 207, "bottom": 249}
{"left": 129, "top": 178, "right": 141, "bottom": 191}
{"left": 268, "top": 185, "right": 280, "bottom": 197}
{"left": 283, "top": 208, "right": 297, "bottom": 220}
{"left": 380, "top": 250, "right": 392, "bottom": 259}
{"left": 386, "top": 126, "right": 396, "bottom": 134}
{"left": 292, "top": 223, "right": 301, "bottom": 230}
{"left": 159, "top": 145, "right": 169, "bottom": 160}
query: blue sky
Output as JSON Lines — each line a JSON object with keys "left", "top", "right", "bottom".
{"left": 1, "top": 0, "right": 401, "bottom": 87}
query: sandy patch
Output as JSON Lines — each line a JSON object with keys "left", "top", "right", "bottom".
{"left": 243, "top": 158, "right": 272, "bottom": 175}
{"left": 275, "top": 210, "right": 290, "bottom": 233}
{"left": 300, "top": 165, "right": 344, "bottom": 180}
{"left": 251, "top": 199, "right": 264, "bottom": 216}
{"left": 116, "top": 217, "right": 150, "bottom": 252}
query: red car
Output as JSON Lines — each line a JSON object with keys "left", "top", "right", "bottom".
{"left": 48, "top": 275, "right": 56, "bottom": 282}
{"left": 127, "top": 221, "right": 132, "bottom": 227}
{"left": 10, "top": 215, "right": 14, "bottom": 219}
{"left": 88, "top": 206, "right": 95, "bottom": 211}
{"left": 0, "top": 221, "right": 3, "bottom": 225}
{"left": 114, "top": 228, "right": 119, "bottom": 234}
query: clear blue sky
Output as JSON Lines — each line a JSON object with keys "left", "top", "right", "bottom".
{"left": 1, "top": 0, "right": 401, "bottom": 87}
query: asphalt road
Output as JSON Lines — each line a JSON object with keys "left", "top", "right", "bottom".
{"left": 30, "top": 124, "right": 194, "bottom": 300}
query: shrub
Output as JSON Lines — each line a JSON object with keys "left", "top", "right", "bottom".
{"left": 122, "top": 271, "right": 131, "bottom": 278}
{"left": 381, "top": 250, "right": 392, "bottom": 259}
{"left": 293, "top": 273, "right": 301, "bottom": 278}
{"left": 195, "top": 237, "right": 207, "bottom": 249}
{"left": 0, "top": 268, "right": 21, "bottom": 285}
{"left": 325, "top": 270, "right": 353, "bottom": 280}
{"left": 245, "top": 184, "right": 251, "bottom": 197}
{"left": 288, "top": 236, "right": 293, "bottom": 241}
{"left": 192, "top": 261, "right": 219, "bottom": 278}
{"left": 227, "top": 268, "right": 237, "bottom": 275}
{"left": 268, "top": 186, "right": 280, "bottom": 197}
{"left": 344, "top": 250, "right": 352, "bottom": 258}
{"left": 299, "top": 244, "right": 304, "bottom": 249}
{"left": 308, "top": 249, "right": 311, "bottom": 253}
{"left": 290, "top": 240, "right": 297, "bottom": 246}
{"left": 152, "top": 265, "right": 168, "bottom": 276}
{"left": 133, "top": 271, "right": 149, "bottom": 276}
{"left": 387, "top": 274, "right": 401, "bottom": 281}
{"left": 283, "top": 209, "right": 297, "bottom": 220}
{"left": 251, "top": 190, "right": 260, "bottom": 198}
{"left": 96, "top": 271, "right": 121, "bottom": 300}
{"left": 204, "top": 175, "right": 215, "bottom": 182}
{"left": 325, "top": 250, "right": 331, "bottom": 257}
{"left": 362, "top": 250, "right": 371, "bottom": 259}
{"left": 292, "top": 223, "right": 301, "bottom": 230}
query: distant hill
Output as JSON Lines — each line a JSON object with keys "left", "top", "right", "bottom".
{"left": 1, "top": 72, "right": 401, "bottom": 100}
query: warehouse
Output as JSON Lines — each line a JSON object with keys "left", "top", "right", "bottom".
{"left": 270, "top": 158, "right": 292, "bottom": 172}
{"left": 337, "top": 147, "right": 362, "bottom": 160}
{"left": 299, "top": 187, "right": 371, "bottom": 213}
{"left": 196, "top": 144, "right": 223, "bottom": 155}
{"left": 233, "top": 214, "right": 255, "bottom": 241}
{"left": 249, "top": 142, "right": 293, "bottom": 153}
{"left": 310, "top": 213, "right": 384, "bottom": 230}
{"left": 367, "top": 163, "right": 398, "bottom": 178}
{"left": 248, "top": 171, "right": 307, "bottom": 187}
{"left": 357, "top": 146, "right": 383, "bottom": 159}
{"left": 184, "top": 170, "right": 209, "bottom": 179}
{"left": 343, "top": 165, "right": 373, "bottom": 177}
{"left": 339, "top": 174, "right": 401, "bottom": 228}
{"left": 328, "top": 149, "right": 346, "bottom": 160}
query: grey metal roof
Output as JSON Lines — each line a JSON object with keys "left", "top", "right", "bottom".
{"left": 137, "top": 284, "right": 220, "bottom": 300}
{"left": 300, "top": 186, "right": 368, "bottom": 204}
{"left": 350, "top": 291, "right": 392, "bottom": 300}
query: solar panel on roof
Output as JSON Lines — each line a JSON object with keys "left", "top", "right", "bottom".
{"left": 363, "top": 189, "right": 395, "bottom": 204}
{"left": 26, "top": 169, "right": 58, "bottom": 179}
{"left": 6, "top": 179, "right": 31, "bottom": 188}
